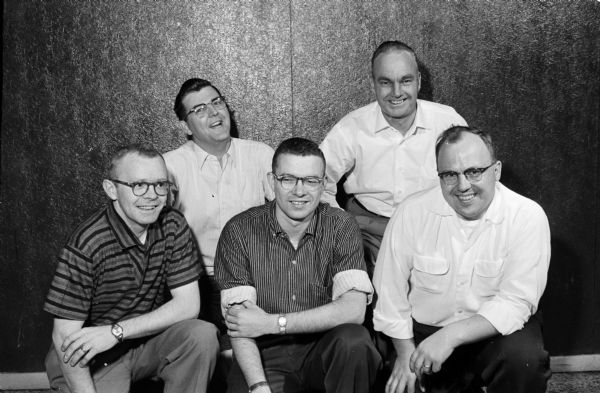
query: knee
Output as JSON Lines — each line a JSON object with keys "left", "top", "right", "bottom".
{"left": 329, "top": 324, "right": 375, "bottom": 352}
{"left": 490, "top": 334, "right": 549, "bottom": 379}
{"left": 176, "top": 319, "right": 220, "bottom": 356}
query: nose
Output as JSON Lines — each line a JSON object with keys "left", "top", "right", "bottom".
{"left": 456, "top": 173, "right": 471, "bottom": 191}
{"left": 292, "top": 179, "right": 307, "bottom": 195}
{"left": 143, "top": 185, "right": 159, "bottom": 199}
{"left": 393, "top": 81, "right": 402, "bottom": 97}
{"left": 207, "top": 103, "right": 219, "bottom": 116}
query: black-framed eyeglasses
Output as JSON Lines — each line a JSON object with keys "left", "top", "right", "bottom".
{"left": 110, "top": 179, "right": 172, "bottom": 196}
{"left": 185, "top": 96, "right": 227, "bottom": 120}
{"left": 271, "top": 173, "right": 325, "bottom": 191}
{"left": 438, "top": 163, "right": 496, "bottom": 186}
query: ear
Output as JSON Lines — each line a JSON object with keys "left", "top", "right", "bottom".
{"left": 494, "top": 161, "right": 502, "bottom": 181}
{"left": 103, "top": 179, "right": 118, "bottom": 200}
{"left": 268, "top": 172, "right": 276, "bottom": 191}
{"left": 417, "top": 71, "right": 422, "bottom": 92}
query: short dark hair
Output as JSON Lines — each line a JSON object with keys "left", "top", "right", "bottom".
{"left": 107, "top": 143, "right": 164, "bottom": 178}
{"left": 435, "top": 126, "right": 497, "bottom": 164}
{"left": 371, "top": 40, "right": 419, "bottom": 76}
{"left": 272, "top": 137, "right": 326, "bottom": 174}
{"left": 173, "top": 78, "right": 239, "bottom": 138}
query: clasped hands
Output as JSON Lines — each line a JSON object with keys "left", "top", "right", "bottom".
{"left": 59, "top": 326, "right": 119, "bottom": 368}
{"left": 225, "top": 300, "right": 275, "bottom": 338}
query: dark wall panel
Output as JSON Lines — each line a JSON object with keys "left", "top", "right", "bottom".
{"left": 1, "top": 0, "right": 598, "bottom": 372}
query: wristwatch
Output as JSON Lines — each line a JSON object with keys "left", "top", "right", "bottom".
{"left": 111, "top": 323, "right": 124, "bottom": 343}
{"left": 277, "top": 314, "right": 287, "bottom": 335}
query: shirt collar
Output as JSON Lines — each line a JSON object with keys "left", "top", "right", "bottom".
{"left": 428, "top": 183, "right": 506, "bottom": 225}
{"left": 106, "top": 201, "right": 165, "bottom": 250}
{"left": 188, "top": 139, "right": 234, "bottom": 170}
{"left": 372, "top": 99, "right": 431, "bottom": 137}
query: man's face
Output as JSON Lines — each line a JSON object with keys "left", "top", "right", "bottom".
{"left": 437, "top": 133, "right": 501, "bottom": 220}
{"left": 182, "top": 86, "right": 231, "bottom": 149}
{"left": 104, "top": 153, "right": 168, "bottom": 235}
{"left": 270, "top": 153, "right": 325, "bottom": 228}
{"left": 372, "top": 49, "right": 421, "bottom": 128}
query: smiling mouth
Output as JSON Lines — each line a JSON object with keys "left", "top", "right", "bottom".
{"left": 290, "top": 201, "right": 308, "bottom": 206}
{"left": 209, "top": 120, "right": 223, "bottom": 128}
{"left": 389, "top": 98, "right": 407, "bottom": 105}
{"left": 457, "top": 193, "right": 475, "bottom": 203}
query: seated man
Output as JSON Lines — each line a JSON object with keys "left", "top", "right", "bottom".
{"left": 373, "top": 126, "right": 551, "bottom": 393}
{"left": 44, "top": 144, "right": 218, "bottom": 393}
{"left": 215, "top": 137, "right": 382, "bottom": 393}
{"left": 320, "top": 40, "right": 467, "bottom": 272}
{"left": 165, "top": 78, "right": 274, "bottom": 351}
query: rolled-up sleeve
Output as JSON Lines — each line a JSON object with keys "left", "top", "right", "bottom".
{"left": 332, "top": 269, "right": 373, "bottom": 303}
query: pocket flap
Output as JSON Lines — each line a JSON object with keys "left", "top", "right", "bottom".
{"left": 414, "top": 255, "right": 449, "bottom": 275}
{"left": 474, "top": 259, "right": 504, "bottom": 277}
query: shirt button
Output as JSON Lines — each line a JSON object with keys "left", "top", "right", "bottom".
{"left": 457, "top": 309, "right": 463, "bottom": 314}
{"left": 291, "top": 260, "right": 297, "bottom": 265}
{"left": 292, "top": 295, "right": 296, "bottom": 301}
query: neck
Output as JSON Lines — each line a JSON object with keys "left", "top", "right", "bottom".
{"left": 194, "top": 137, "right": 231, "bottom": 159}
{"left": 276, "top": 212, "right": 313, "bottom": 249}
{"left": 384, "top": 110, "right": 417, "bottom": 135}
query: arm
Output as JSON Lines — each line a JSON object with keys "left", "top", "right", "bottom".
{"left": 230, "top": 336, "right": 272, "bottom": 393}
{"left": 225, "top": 290, "right": 366, "bottom": 338}
{"left": 52, "top": 319, "right": 96, "bottom": 393}
{"left": 319, "top": 125, "right": 356, "bottom": 208}
{"left": 408, "top": 314, "right": 498, "bottom": 377}
{"left": 60, "top": 281, "right": 200, "bottom": 367}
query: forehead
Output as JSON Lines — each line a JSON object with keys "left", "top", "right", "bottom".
{"left": 437, "top": 133, "right": 493, "bottom": 169}
{"left": 114, "top": 153, "right": 167, "bottom": 180}
{"left": 181, "top": 86, "right": 220, "bottom": 110}
{"left": 372, "top": 49, "right": 418, "bottom": 78}
{"left": 275, "top": 153, "right": 325, "bottom": 176}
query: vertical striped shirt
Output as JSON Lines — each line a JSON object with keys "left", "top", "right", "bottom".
{"left": 44, "top": 202, "right": 201, "bottom": 326}
{"left": 214, "top": 201, "right": 373, "bottom": 315}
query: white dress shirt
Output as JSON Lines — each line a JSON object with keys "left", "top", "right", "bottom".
{"left": 373, "top": 183, "right": 550, "bottom": 338}
{"left": 164, "top": 138, "right": 274, "bottom": 275}
{"left": 320, "top": 100, "right": 467, "bottom": 217}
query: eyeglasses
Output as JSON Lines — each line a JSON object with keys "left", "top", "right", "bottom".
{"left": 185, "top": 96, "right": 227, "bottom": 120}
{"left": 110, "top": 179, "right": 172, "bottom": 196}
{"left": 438, "top": 163, "right": 495, "bottom": 186}
{"left": 271, "top": 173, "right": 325, "bottom": 191}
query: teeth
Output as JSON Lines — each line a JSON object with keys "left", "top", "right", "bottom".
{"left": 390, "top": 98, "right": 406, "bottom": 104}
{"left": 291, "top": 201, "right": 307, "bottom": 205}
{"left": 457, "top": 194, "right": 475, "bottom": 202}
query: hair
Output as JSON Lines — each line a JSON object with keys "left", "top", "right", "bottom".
{"left": 107, "top": 143, "right": 164, "bottom": 179}
{"left": 272, "top": 137, "right": 326, "bottom": 174}
{"left": 173, "top": 78, "right": 239, "bottom": 138}
{"left": 435, "top": 126, "right": 497, "bottom": 164}
{"left": 371, "top": 40, "right": 419, "bottom": 76}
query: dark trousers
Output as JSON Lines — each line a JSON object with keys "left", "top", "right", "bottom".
{"left": 226, "top": 324, "right": 382, "bottom": 393}
{"left": 413, "top": 313, "right": 551, "bottom": 393}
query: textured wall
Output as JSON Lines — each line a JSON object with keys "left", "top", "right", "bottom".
{"left": 1, "top": 0, "right": 599, "bottom": 371}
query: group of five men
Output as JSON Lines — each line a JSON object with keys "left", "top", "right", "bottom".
{"left": 44, "top": 41, "right": 551, "bottom": 393}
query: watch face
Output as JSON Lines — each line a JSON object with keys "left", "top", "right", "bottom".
{"left": 278, "top": 316, "right": 286, "bottom": 327}
{"left": 112, "top": 324, "right": 123, "bottom": 336}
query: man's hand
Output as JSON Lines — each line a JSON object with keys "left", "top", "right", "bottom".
{"left": 225, "top": 300, "right": 275, "bottom": 338}
{"left": 386, "top": 348, "right": 418, "bottom": 393}
{"left": 61, "top": 325, "right": 118, "bottom": 367}
{"left": 409, "top": 329, "right": 454, "bottom": 379}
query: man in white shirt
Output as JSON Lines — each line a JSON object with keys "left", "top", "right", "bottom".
{"left": 373, "top": 126, "right": 551, "bottom": 393}
{"left": 164, "top": 78, "right": 274, "bottom": 356}
{"left": 320, "top": 41, "right": 467, "bottom": 272}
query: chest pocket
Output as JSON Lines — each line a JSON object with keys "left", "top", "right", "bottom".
{"left": 473, "top": 259, "right": 504, "bottom": 297}
{"left": 412, "top": 255, "right": 450, "bottom": 294}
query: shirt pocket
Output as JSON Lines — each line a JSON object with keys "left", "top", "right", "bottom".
{"left": 472, "top": 258, "right": 504, "bottom": 297}
{"left": 412, "top": 255, "right": 450, "bottom": 294}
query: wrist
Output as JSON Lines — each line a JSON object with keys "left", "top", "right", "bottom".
{"left": 248, "top": 380, "right": 269, "bottom": 392}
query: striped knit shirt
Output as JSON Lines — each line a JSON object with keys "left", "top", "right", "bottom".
{"left": 214, "top": 201, "right": 373, "bottom": 315}
{"left": 44, "top": 202, "right": 201, "bottom": 326}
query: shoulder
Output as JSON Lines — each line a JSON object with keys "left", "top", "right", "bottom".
{"left": 334, "top": 101, "right": 378, "bottom": 127}
{"left": 233, "top": 138, "right": 274, "bottom": 155}
{"left": 498, "top": 184, "right": 548, "bottom": 223}
{"left": 417, "top": 99, "right": 460, "bottom": 114}
{"left": 318, "top": 203, "right": 361, "bottom": 230}
{"left": 156, "top": 207, "right": 190, "bottom": 232}
{"left": 417, "top": 99, "right": 466, "bottom": 124}
{"left": 224, "top": 203, "right": 270, "bottom": 230}
{"left": 163, "top": 142, "right": 194, "bottom": 167}
{"left": 65, "top": 205, "right": 113, "bottom": 253}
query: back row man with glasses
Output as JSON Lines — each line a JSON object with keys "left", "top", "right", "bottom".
{"left": 214, "top": 137, "right": 382, "bottom": 393}
{"left": 44, "top": 144, "right": 218, "bottom": 392}
{"left": 373, "top": 126, "right": 551, "bottom": 393}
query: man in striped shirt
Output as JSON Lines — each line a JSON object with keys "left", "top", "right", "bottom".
{"left": 215, "top": 138, "right": 381, "bottom": 393}
{"left": 44, "top": 144, "right": 218, "bottom": 393}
